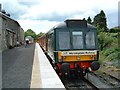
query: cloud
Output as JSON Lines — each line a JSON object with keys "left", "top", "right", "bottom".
{"left": 18, "top": 1, "right": 39, "bottom": 7}
{"left": 20, "top": 0, "right": 119, "bottom": 23}
{"left": 18, "top": 19, "right": 59, "bottom": 34}
{"left": 1, "top": 0, "right": 28, "bottom": 19}
{"left": 1, "top": 0, "right": 119, "bottom": 34}
{"left": 107, "top": 11, "right": 118, "bottom": 28}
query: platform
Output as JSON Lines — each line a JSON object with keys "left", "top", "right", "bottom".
{"left": 2, "top": 44, "right": 35, "bottom": 89}
{"left": 2, "top": 43, "right": 65, "bottom": 89}
{"left": 30, "top": 43, "right": 65, "bottom": 88}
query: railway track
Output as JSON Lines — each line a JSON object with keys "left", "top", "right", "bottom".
{"left": 96, "top": 71, "right": 120, "bottom": 88}
{"left": 61, "top": 76, "right": 99, "bottom": 90}
{"left": 61, "top": 71, "right": 120, "bottom": 90}
{"left": 85, "top": 72, "right": 120, "bottom": 89}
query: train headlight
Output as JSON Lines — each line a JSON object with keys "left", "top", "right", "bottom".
{"left": 63, "top": 56, "right": 66, "bottom": 60}
{"left": 90, "top": 55, "right": 93, "bottom": 58}
{"left": 77, "top": 55, "right": 80, "bottom": 60}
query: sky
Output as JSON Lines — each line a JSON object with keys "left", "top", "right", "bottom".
{"left": 0, "top": 0, "right": 119, "bottom": 34}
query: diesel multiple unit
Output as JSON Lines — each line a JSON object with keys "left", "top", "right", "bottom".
{"left": 38, "top": 19, "right": 100, "bottom": 77}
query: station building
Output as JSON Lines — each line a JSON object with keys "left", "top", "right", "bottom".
{"left": 0, "top": 5, "right": 24, "bottom": 51}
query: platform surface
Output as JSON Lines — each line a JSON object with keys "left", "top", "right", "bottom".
{"left": 2, "top": 43, "right": 65, "bottom": 89}
{"left": 2, "top": 44, "right": 35, "bottom": 88}
{"left": 31, "top": 43, "right": 65, "bottom": 88}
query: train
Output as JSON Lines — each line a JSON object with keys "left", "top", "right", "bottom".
{"left": 37, "top": 19, "right": 100, "bottom": 77}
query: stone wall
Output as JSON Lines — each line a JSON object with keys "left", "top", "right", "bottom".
{"left": 1, "top": 13, "right": 24, "bottom": 51}
{"left": 0, "top": 3, "right": 2, "bottom": 90}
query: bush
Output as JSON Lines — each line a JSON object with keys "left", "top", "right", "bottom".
{"left": 98, "top": 32, "right": 114, "bottom": 51}
{"left": 106, "top": 52, "right": 118, "bottom": 61}
{"left": 98, "top": 31, "right": 119, "bottom": 66}
{"left": 103, "top": 47, "right": 118, "bottom": 56}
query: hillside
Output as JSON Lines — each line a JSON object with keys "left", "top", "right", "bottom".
{"left": 98, "top": 27, "right": 120, "bottom": 69}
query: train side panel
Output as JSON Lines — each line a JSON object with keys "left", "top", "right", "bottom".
{"left": 46, "top": 30, "right": 55, "bottom": 60}
{"left": 37, "top": 34, "right": 47, "bottom": 51}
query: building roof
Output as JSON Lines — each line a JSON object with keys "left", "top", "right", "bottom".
{"left": 0, "top": 12, "right": 20, "bottom": 27}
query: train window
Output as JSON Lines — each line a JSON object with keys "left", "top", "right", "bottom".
{"left": 48, "top": 33, "right": 54, "bottom": 53}
{"left": 59, "top": 32, "right": 70, "bottom": 50}
{"left": 86, "top": 31, "right": 95, "bottom": 49}
{"left": 72, "top": 32, "right": 83, "bottom": 49}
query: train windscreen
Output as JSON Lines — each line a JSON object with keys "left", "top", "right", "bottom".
{"left": 58, "top": 31, "right": 96, "bottom": 50}
{"left": 85, "top": 31, "right": 95, "bottom": 49}
{"left": 58, "top": 32, "right": 70, "bottom": 50}
{"left": 72, "top": 31, "right": 83, "bottom": 49}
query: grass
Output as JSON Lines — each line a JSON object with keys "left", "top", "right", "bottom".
{"left": 98, "top": 32, "right": 119, "bottom": 68}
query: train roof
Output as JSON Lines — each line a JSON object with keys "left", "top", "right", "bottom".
{"left": 50, "top": 19, "right": 96, "bottom": 31}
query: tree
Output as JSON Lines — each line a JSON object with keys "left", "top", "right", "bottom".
{"left": 93, "top": 10, "right": 107, "bottom": 32}
{"left": 87, "top": 16, "right": 92, "bottom": 24}
{"left": 83, "top": 18, "right": 86, "bottom": 20}
{"left": 36, "top": 32, "right": 44, "bottom": 39}
{"left": 24, "top": 29, "right": 36, "bottom": 40}
{"left": 110, "top": 28, "right": 120, "bottom": 33}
